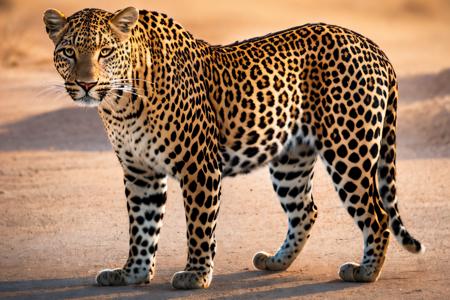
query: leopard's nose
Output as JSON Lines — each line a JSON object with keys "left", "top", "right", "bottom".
{"left": 76, "top": 80, "right": 98, "bottom": 92}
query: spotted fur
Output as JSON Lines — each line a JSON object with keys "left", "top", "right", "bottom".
{"left": 44, "top": 7, "right": 423, "bottom": 289}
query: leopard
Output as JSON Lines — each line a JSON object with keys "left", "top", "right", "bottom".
{"left": 43, "top": 6, "right": 424, "bottom": 290}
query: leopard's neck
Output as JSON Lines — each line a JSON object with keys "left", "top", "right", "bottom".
{"left": 96, "top": 11, "right": 217, "bottom": 176}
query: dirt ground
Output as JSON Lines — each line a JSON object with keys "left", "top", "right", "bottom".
{"left": 0, "top": 0, "right": 449, "bottom": 299}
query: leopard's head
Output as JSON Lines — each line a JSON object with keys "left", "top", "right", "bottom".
{"left": 43, "top": 7, "right": 138, "bottom": 107}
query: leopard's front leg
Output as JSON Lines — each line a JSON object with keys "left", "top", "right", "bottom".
{"left": 171, "top": 158, "right": 222, "bottom": 289}
{"left": 96, "top": 168, "right": 167, "bottom": 286}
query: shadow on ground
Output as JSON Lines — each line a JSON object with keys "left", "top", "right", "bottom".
{"left": 0, "top": 271, "right": 358, "bottom": 299}
{"left": 398, "top": 68, "right": 450, "bottom": 103}
{"left": 0, "top": 107, "right": 111, "bottom": 151}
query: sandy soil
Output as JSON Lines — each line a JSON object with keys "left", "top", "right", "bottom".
{"left": 0, "top": 0, "right": 449, "bottom": 299}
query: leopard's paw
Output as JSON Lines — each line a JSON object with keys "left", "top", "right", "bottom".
{"left": 338, "top": 262, "right": 380, "bottom": 282}
{"left": 253, "top": 251, "right": 290, "bottom": 271}
{"left": 171, "top": 271, "right": 211, "bottom": 289}
{"left": 95, "top": 268, "right": 147, "bottom": 286}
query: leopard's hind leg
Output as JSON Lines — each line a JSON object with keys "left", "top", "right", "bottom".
{"left": 254, "top": 143, "right": 318, "bottom": 271}
{"left": 320, "top": 139, "right": 390, "bottom": 282}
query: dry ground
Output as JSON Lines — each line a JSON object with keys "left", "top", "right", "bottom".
{"left": 0, "top": 0, "right": 449, "bottom": 299}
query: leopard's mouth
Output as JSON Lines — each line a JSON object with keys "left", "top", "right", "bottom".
{"left": 73, "top": 95, "right": 102, "bottom": 107}
{"left": 65, "top": 82, "right": 109, "bottom": 107}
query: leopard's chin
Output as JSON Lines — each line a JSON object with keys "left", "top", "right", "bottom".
{"left": 73, "top": 95, "right": 102, "bottom": 107}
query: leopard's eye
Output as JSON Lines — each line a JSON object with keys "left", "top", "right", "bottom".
{"left": 99, "top": 47, "right": 114, "bottom": 58}
{"left": 63, "top": 47, "right": 75, "bottom": 58}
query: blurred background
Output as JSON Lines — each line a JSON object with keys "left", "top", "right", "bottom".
{"left": 0, "top": 0, "right": 449, "bottom": 154}
{"left": 0, "top": 0, "right": 449, "bottom": 74}
{"left": 0, "top": 1, "right": 449, "bottom": 299}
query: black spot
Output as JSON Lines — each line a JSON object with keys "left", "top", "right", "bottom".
{"left": 370, "top": 144, "right": 379, "bottom": 158}
{"left": 337, "top": 145, "right": 348, "bottom": 158}
{"left": 145, "top": 211, "right": 155, "bottom": 221}
{"left": 332, "top": 172, "right": 342, "bottom": 184}
{"left": 187, "top": 163, "right": 197, "bottom": 174}
{"left": 131, "top": 226, "right": 139, "bottom": 235}
{"left": 286, "top": 202, "right": 297, "bottom": 212}
{"left": 356, "top": 208, "right": 365, "bottom": 216}
{"left": 277, "top": 187, "right": 289, "bottom": 197}
{"left": 338, "top": 189, "right": 348, "bottom": 201}
{"left": 195, "top": 191, "right": 206, "bottom": 206}
{"left": 348, "top": 167, "right": 362, "bottom": 180}
{"left": 206, "top": 176, "right": 213, "bottom": 191}
{"left": 347, "top": 207, "right": 356, "bottom": 216}
{"left": 344, "top": 181, "right": 357, "bottom": 193}
{"left": 335, "top": 161, "right": 348, "bottom": 174}
{"left": 142, "top": 193, "right": 166, "bottom": 207}
{"left": 199, "top": 212, "right": 208, "bottom": 225}
{"left": 349, "top": 194, "right": 360, "bottom": 204}
{"left": 357, "top": 221, "right": 364, "bottom": 230}
{"left": 366, "top": 129, "right": 374, "bottom": 142}
{"left": 197, "top": 170, "right": 206, "bottom": 186}
{"left": 288, "top": 187, "right": 300, "bottom": 198}
{"left": 148, "top": 227, "right": 155, "bottom": 236}
{"left": 188, "top": 181, "right": 197, "bottom": 193}
{"left": 134, "top": 179, "right": 148, "bottom": 187}
{"left": 243, "top": 147, "right": 259, "bottom": 158}
{"left": 359, "top": 145, "right": 368, "bottom": 157}
{"left": 190, "top": 208, "right": 199, "bottom": 222}
{"left": 290, "top": 217, "right": 300, "bottom": 227}
{"left": 371, "top": 221, "right": 380, "bottom": 233}
{"left": 392, "top": 219, "right": 401, "bottom": 235}
{"left": 200, "top": 242, "right": 209, "bottom": 252}
{"left": 323, "top": 150, "right": 336, "bottom": 164}
{"left": 231, "top": 156, "right": 240, "bottom": 166}
{"left": 258, "top": 154, "right": 267, "bottom": 164}
{"left": 348, "top": 153, "right": 360, "bottom": 163}
{"left": 363, "top": 159, "right": 372, "bottom": 172}
{"left": 286, "top": 171, "right": 302, "bottom": 180}
{"left": 356, "top": 128, "right": 365, "bottom": 140}
{"left": 348, "top": 139, "right": 358, "bottom": 150}
{"left": 195, "top": 227, "right": 205, "bottom": 239}
{"left": 127, "top": 166, "right": 146, "bottom": 174}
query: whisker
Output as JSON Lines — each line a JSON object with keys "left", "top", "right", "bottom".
{"left": 36, "top": 89, "right": 68, "bottom": 102}
{"left": 109, "top": 79, "right": 156, "bottom": 85}
{"left": 36, "top": 86, "right": 66, "bottom": 99}
{"left": 109, "top": 88, "right": 145, "bottom": 98}
{"left": 108, "top": 84, "right": 147, "bottom": 94}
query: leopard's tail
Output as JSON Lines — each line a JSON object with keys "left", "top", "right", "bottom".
{"left": 377, "top": 77, "right": 424, "bottom": 254}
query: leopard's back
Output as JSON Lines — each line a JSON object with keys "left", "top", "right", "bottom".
{"left": 208, "top": 23, "right": 395, "bottom": 177}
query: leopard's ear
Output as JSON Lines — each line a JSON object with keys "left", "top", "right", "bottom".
{"left": 109, "top": 7, "right": 139, "bottom": 41}
{"left": 43, "top": 8, "right": 67, "bottom": 45}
